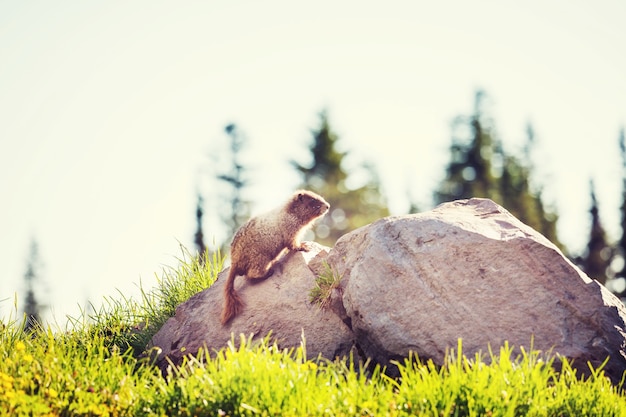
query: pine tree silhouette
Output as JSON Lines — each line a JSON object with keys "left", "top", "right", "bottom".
{"left": 22, "top": 239, "right": 45, "bottom": 333}
{"left": 579, "top": 180, "right": 612, "bottom": 285}
{"left": 194, "top": 193, "right": 207, "bottom": 263}
{"left": 292, "top": 109, "right": 388, "bottom": 245}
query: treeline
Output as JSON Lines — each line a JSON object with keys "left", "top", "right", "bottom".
{"left": 195, "top": 91, "right": 626, "bottom": 298}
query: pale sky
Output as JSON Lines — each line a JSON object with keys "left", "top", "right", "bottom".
{"left": 1, "top": 1, "right": 625, "bottom": 324}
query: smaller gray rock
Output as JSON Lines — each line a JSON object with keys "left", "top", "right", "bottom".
{"left": 148, "top": 243, "right": 354, "bottom": 373}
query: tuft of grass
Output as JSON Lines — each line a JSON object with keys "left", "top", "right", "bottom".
{"left": 309, "top": 261, "right": 342, "bottom": 309}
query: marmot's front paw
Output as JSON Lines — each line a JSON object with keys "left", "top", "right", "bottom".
{"left": 297, "top": 241, "right": 313, "bottom": 252}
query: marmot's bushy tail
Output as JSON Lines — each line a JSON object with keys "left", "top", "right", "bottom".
{"left": 221, "top": 267, "right": 243, "bottom": 324}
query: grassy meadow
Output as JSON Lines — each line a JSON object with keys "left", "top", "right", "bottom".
{"left": 1, "top": 248, "right": 625, "bottom": 416}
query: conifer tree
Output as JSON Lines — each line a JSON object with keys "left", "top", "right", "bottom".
{"left": 22, "top": 239, "right": 45, "bottom": 333}
{"left": 217, "top": 123, "right": 250, "bottom": 242}
{"left": 435, "top": 91, "right": 501, "bottom": 203}
{"left": 501, "top": 124, "right": 560, "bottom": 245}
{"left": 435, "top": 91, "right": 560, "bottom": 246}
{"left": 579, "top": 180, "right": 612, "bottom": 285}
{"left": 194, "top": 192, "right": 207, "bottom": 263}
{"left": 615, "top": 127, "right": 626, "bottom": 295}
{"left": 292, "top": 110, "right": 389, "bottom": 245}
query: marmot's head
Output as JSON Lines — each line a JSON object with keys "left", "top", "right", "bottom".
{"left": 286, "top": 190, "right": 330, "bottom": 222}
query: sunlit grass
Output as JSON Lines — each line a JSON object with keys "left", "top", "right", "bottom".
{"left": 1, "top": 247, "right": 625, "bottom": 416}
{"left": 391, "top": 340, "right": 624, "bottom": 416}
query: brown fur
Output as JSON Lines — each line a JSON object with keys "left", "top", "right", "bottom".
{"left": 221, "top": 190, "right": 330, "bottom": 324}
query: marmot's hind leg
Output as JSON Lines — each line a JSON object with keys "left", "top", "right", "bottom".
{"left": 246, "top": 263, "right": 275, "bottom": 280}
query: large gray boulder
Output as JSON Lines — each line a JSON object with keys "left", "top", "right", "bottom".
{"left": 326, "top": 198, "right": 626, "bottom": 384}
{"left": 148, "top": 198, "right": 626, "bottom": 385}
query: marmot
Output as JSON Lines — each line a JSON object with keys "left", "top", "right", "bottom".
{"left": 221, "top": 190, "right": 330, "bottom": 324}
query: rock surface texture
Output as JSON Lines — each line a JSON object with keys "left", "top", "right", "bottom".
{"left": 149, "top": 198, "right": 626, "bottom": 385}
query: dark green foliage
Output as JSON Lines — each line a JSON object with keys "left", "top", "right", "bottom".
{"left": 193, "top": 193, "right": 207, "bottom": 263}
{"left": 293, "top": 110, "right": 347, "bottom": 186}
{"left": 436, "top": 91, "right": 500, "bottom": 203}
{"left": 292, "top": 110, "right": 389, "bottom": 245}
{"left": 21, "top": 239, "right": 45, "bottom": 334}
{"left": 436, "top": 91, "right": 561, "bottom": 247}
{"left": 616, "top": 127, "right": 626, "bottom": 295}
{"left": 579, "top": 180, "right": 613, "bottom": 284}
{"left": 217, "top": 123, "right": 251, "bottom": 244}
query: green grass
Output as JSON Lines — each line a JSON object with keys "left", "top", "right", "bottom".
{"left": 309, "top": 261, "right": 342, "bottom": 309}
{"left": 1, "top": 247, "right": 626, "bottom": 416}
